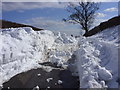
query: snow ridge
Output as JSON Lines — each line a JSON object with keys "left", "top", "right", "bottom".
{"left": 75, "top": 26, "right": 119, "bottom": 88}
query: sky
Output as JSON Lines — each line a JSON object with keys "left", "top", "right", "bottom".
{"left": 1, "top": 1, "right": 119, "bottom": 36}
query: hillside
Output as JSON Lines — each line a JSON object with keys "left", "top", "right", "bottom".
{"left": 0, "top": 20, "right": 43, "bottom": 31}
{"left": 84, "top": 16, "right": 120, "bottom": 37}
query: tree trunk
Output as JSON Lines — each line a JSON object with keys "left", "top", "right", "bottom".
{"left": 84, "top": 27, "right": 88, "bottom": 35}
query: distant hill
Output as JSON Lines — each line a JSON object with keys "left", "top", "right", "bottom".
{"left": 84, "top": 16, "right": 120, "bottom": 37}
{"left": 0, "top": 20, "right": 43, "bottom": 31}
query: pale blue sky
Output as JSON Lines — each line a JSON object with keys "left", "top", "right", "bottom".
{"left": 2, "top": 2, "right": 118, "bottom": 35}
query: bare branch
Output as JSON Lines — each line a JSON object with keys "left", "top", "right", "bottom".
{"left": 64, "top": 2, "right": 100, "bottom": 34}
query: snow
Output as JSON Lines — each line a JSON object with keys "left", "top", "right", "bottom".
{"left": 7, "top": 87, "right": 10, "bottom": 89}
{"left": 48, "top": 32, "right": 78, "bottom": 68}
{"left": 46, "top": 78, "right": 53, "bottom": 82}
{"left": 37, "top": 73, "right": 41, "bottom": 76}
{"left": 0, "top": 27, "right": 77, "bottom": 86}
{"left": 0, "top": 27, "right": 56, "bottom": 86}
{"left": 33, "top": 85, "right": 39, "bottom": 90}
{"left": 0, "top": 25, "right": 119, "bottom": 88}
{"left": 47, "top": 86, "right": 50, "bottom": 88}
{"left": 54, "top": 32, "right": 76, "bottom": 44}
{"left": 75, "top": 25, "right": 119, "bottom": 88}
{"left": 58, "top": 80, "right": 63, "bottom": 84}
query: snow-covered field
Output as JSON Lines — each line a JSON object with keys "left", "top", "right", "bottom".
{"left": 0, "top": 25, "right": 119, "bottom": 88}
{"left": 75, "top": 26, "right": 119, "bottom": 88}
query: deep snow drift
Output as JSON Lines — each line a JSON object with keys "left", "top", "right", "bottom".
{"left": 0, "top": 27, "right": 78, "bottom": 87}
{"left": 75, "top": 26, "right": 119, "bottom": 88}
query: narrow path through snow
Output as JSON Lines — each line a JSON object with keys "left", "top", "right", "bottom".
{"left": 2, "top": 64, "right": 79, "bottom": 89}
{"left": 1, "top": 33, "right": 79, "bottom": 89}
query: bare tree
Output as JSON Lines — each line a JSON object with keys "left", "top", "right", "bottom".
{"left": 63, "top": 2, "right": 100, "bottom": 35}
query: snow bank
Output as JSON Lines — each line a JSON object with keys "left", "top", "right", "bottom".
{"left": 0, "top": 27, "right": 55, "bottom": 86}
{"left": 48, "top": 32, "right": 78, "bottom": 68}
{"left": 54, "top": 32, "right": 76, "bottom": 44}
{"left": 1, "top": 25, "right": 118, "bottom": 88}
{"left": 0, "top": 27, "right": 78, "bottom": 86}
{"left": 75, "top": 26, "right": 119, "bottom": 88}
